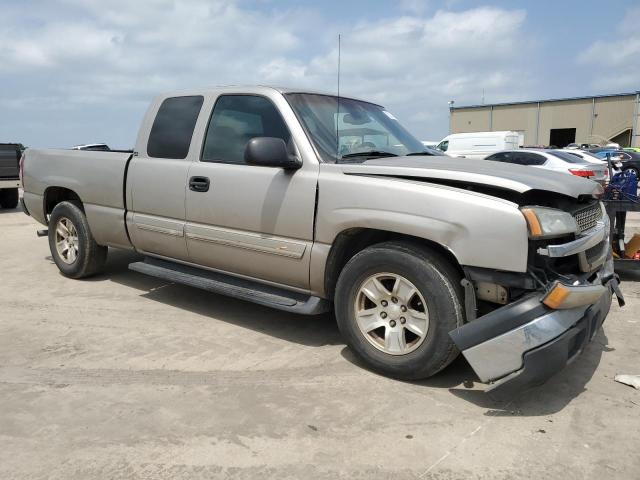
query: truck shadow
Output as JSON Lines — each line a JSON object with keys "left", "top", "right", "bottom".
{"left": 83, "top": 248, "right": 615, "bottom": 411}
{"left": 87, "top": 248, "right": 343, "bottom": 348}
{"left": 0, "top": 205, "right": 22, "bottom": 215}
{"left": 341, "top": 327, "right": 611, "bottom": 416}
{"left": 446, "top": 329, "right": 611, "bottom": 416}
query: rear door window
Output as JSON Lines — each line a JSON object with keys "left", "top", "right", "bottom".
{"left": 147, "top": 96, "right": 204, "bottom": 159}
{"left": 520, "top": 153, "right": 546, "bottom": 166}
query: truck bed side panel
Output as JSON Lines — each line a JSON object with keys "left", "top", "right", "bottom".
{"left": 23, "top": 149, "right": 133, "bottom": 249}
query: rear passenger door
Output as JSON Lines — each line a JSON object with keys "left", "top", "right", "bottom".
{"left": 184, "top": 94, "right": 319, "bottom": 289}
{"left": 126, "top": 95, "right": 204, "bottom": 261}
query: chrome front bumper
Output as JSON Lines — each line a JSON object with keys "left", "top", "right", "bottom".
{"left": 450, "top": 256, "right": 621, "bottom": 397}
{"left": 537, "top": 211, "right": 609, "bottom": 273}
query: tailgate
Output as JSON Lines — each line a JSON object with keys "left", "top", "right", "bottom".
{"left": 0, "top": 147, "right": 20, "bottom": 178}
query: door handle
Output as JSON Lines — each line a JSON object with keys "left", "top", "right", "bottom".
{"left": 189, "top": 176, "right": 210, "bottom": 192}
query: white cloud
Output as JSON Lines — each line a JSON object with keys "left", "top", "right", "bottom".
{"left": 578, "top": 6, "right": 640, "bottom": 91}
{"left": 262, "top": 7, "right": 530, "bottom": 135}
{"left": 0, "top": 1, "right": 531, "bottom": 147}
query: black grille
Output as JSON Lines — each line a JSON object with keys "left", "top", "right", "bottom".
{"left": 585, "top": 240, "right": 606, "bottom": 263}
{"left": 573, "top": 204, "right": 602, "bottom": 232}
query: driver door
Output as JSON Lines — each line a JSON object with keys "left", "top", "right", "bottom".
{"left": 184, "top": 94, "right": 319, "bottom": 289}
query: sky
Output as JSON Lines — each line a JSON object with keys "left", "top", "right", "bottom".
{"left": 1, "top": 0, "right": 638, "bottom": 148}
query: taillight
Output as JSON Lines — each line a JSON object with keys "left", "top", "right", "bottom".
{"left": 569, "top": 168, "right": 594, "bottom": 177}
{"left": 19, "top": 152, "right": 25, "bottom": 185}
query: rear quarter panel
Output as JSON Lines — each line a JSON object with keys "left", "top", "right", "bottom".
{"left": 23, "top": 149, "right": 133, "bottom": 249}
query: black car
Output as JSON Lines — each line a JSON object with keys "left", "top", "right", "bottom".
{"left": 592, "top": 150, "right": 640, "bottom": 178}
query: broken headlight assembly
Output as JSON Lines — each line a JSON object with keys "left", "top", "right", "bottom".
{"left": 520, "top": 206, "right": 578, "bottom": 239}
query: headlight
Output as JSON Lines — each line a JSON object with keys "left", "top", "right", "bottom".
{"left": 520, "top": 206, "right": 578, "bottom": 239}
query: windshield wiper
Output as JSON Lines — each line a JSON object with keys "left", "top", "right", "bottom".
{"left": 338, "top": 151, "right": 398, "bottom": 163}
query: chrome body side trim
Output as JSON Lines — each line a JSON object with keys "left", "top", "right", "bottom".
{"left": 131, "top": 213, "right": 184, "bottom": 237}
{"left": 184, "top": 224, "right": 307, "bottom": 259}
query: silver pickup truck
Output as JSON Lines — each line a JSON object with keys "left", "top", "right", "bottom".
{"left": 21, "top": 86, "right": 624, "bottom": 396}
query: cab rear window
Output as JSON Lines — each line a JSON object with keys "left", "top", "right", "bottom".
{"left": 147, "top": 96, "right": 204, "bottom": 159}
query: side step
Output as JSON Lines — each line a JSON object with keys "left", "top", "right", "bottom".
{"left": 128, "top": 257, "right": 331, "bottom": 315}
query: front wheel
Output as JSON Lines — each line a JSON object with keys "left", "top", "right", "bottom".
{"left": 48, "top": 201, "right": 107, "bottom": 278}
{"left": 334, "top": 242, "right": 464, "bottom": 380}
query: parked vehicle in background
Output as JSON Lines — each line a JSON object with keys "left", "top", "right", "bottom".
{"left": 486, "top": 149, "right": 608, "bottom": 184}
{"left": 436, "top": 131, "right": 520, "bottom": 159}
{"left": 563, "top": 148, "right": 622, "bottom": 173}
{"left": 0, "top": 143, "right": 22, "bottom": 209}
{"left": 593, "top": 150, "right": 640, "bottom": 178}
{"left": 21, "top": 86, "right": 621, "bottom": 395}
{"left": 623, "top": 147, "right": 640, "bottom": 154}
{"left": 421, "top": 140, "right": 439, "bottom": 149}
{"left": 72, "top": 143, "right": 111, "bottom": 151}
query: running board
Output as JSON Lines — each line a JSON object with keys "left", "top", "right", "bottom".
{"left": 128, "top": 257, "right": 331, "bottom": 315}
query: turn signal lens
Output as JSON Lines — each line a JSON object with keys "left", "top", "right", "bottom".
{"left": 543, "top": 283, "right": 571, "bottom": 309}
{"left": 521, "top": 208, "right": 542, "bottom": 237}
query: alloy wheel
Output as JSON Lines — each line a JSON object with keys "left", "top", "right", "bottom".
{"left": 354, "top": 272, "right": 429, "bottom": 355}
{"left": 55, "top": 217, "right": 79, "bottom": 264}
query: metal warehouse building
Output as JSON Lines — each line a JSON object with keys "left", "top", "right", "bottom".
{"left": 450, "top": 91, "right": 640, "bottom": 148}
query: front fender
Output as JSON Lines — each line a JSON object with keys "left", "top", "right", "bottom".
{"left": 315, "top": 168, "right": 529, "bottom": 273}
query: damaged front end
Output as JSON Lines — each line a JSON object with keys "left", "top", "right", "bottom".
{"left": 450, "top": 196, "right": 624, "bottom": 398}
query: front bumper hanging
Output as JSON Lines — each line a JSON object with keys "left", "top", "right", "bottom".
{"left": 449, "top": 256, "right": 623, "bottom": 398}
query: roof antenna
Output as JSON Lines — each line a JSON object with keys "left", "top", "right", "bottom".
{"left": 336, "top": 34, "right": 341, "bottom": 158}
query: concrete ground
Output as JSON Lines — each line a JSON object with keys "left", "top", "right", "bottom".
{"left": 1, "top": 205, "right": 639, "bottom": 480}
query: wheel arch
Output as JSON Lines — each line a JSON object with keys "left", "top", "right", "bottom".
{"left": 324, "top": 227, "right": 464, "bottom": 300}
{"left": 43, "top": 186, "right": 83, "bottom": 220}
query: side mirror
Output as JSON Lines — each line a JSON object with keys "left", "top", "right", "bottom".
{"left": 244, "top": 137, "right": 302, "bottom": 170}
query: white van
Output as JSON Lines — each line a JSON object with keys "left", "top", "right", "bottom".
{"left": 436, "top": 131, "right": 520, "bottom": 159}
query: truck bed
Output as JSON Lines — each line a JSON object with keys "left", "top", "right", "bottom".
{"left": 22, "top": 148, "right": 133, "bottom": 249}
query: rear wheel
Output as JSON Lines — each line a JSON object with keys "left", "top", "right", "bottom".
{"left": 335, "top": 241, "right": 464, "bottom": 380}
{"left": 0, "top": 188, "right": 19, "bottom": 209}
{"left": 48, "top": 201, "right": 107, "bottom": 278}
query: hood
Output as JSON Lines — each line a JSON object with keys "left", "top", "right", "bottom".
{"left": 339, "top": 156, "right": 600, "bottom": 199}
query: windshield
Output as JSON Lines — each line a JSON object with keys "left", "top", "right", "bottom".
{"left": 285, "top": 93, "right": 427, "bottom": 162}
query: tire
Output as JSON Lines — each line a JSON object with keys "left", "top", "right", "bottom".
{"left": 625, "top": 167, "right": 639, "bottom": 180}
{"left": 48, "top": 201, "right": 107, "bottom": 278}
{"left": 0, "top": 188, "right": 19, "bottom": 209}
{"left": 334, "top": 241, "right": 464, "bottom": 380}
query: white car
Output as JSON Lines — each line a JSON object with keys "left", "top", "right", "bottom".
{"left": 485, "top": 149, "right": 608, "bottom": 184}
{"left": 562, "top": 149, "right": 622, "bottom": 170}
